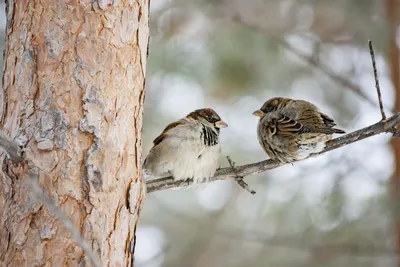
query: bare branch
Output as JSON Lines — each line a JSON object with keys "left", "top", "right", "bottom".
{"left": 227, "top": 156, "right": 256, "bottom": 195}
{"left": 28, "top": 171, "right": 102, "bottom": 267}
{"left": 0, "top": 129, "right": 23, "bottom": 163}
{"left": 280, "top": 40, "right": 378, "bottom": 107}
{"left": 369, "top": 40, "right": 387, "bottom": 120}
{"left": 230, "top": 14, "right": 379, "bottom": 108}
{"left": 146, "top": 113, "right": 400, "bottom": 193}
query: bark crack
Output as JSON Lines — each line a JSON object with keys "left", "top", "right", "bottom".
{"left": 106, "top": 202, "right": 123, "bottom": 261}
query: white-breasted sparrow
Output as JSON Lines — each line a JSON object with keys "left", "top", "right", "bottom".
{"left": 253, "top": 97, "right": 345, "bottom": 163}
{"left": 143, "top": 108, "right": 228, "bottom": 183}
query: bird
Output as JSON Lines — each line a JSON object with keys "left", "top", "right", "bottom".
{"left": 252, "top": 97, "right": 345, "bottom": 163}
{"left": 143, "top": 108, "right": 228, "bottom": 183}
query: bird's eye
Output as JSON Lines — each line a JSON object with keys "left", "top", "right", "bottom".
{"left": 262, "top": 107, "right": 274, "bottom": 113}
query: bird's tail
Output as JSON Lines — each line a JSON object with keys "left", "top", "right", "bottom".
{"left": 314, "top": 127, "right": 346, "bottom": 134}
{"left": 332, "top": 128, "right": 346, "bottom": 134}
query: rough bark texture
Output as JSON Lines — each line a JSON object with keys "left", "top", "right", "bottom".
{"left": 0, "top": 0, "right": 149, "bottom": 266}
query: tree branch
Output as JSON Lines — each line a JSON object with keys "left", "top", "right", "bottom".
{"left": 146, "top": 113, "right": 400, "bottom": 193}
{"left": 230, "top": 14, "right": 379, "bottom": 109}
{"left": 227, "top": 156, "right": 256, "bottom": 195}
{"left": 369, "top": 40, "right": 387, "bottom": 120}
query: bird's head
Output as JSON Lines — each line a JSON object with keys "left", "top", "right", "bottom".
{"left": 252, "top": 97, "right": 292, "bottom": 117}
{"left": 187, "top": 108, "right": 228, "bottom": 129}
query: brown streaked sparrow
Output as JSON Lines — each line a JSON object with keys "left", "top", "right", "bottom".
{"left": 143, "top": 108, "right": 228, "bottom": 183}
{"left": 253, "top": 97, "right": 345, "bottom": 163}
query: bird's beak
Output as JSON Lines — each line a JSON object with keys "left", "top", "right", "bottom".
{"left": 252, "top": 110, "right": 264, "bottom": 117}
{"left": 215, "top": 120, "right": 228, "bottom": 128}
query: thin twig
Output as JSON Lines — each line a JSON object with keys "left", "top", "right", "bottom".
{"left": 146, "top": 113, "right": 400, "bottom": 193}
{"left": 280, "top": 40, "right": 378, "bottom": 106}
{"left": 227, "top": 156, "right": 256, "bottom": 195}
{"left": 369, "top": 40, "right": 387, "bottom": 120}
{"left": 230, "top": 14, "right": 379, "bottom": 109}
{"left": 28, "top": 171, "right": 102, "bottom": 267}
{"left": 0, "top": 129, "right": 22, "bottom": 163}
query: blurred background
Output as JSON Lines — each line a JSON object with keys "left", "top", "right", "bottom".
{"left": 2, "top": 0, "right": 400, "bottom": 266}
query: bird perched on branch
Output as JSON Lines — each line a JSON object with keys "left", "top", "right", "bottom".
{"left": 253, "top": 97, "right": 345, "bottom": 163}
{"left": 143, "top": 108, "right": 228, "bottom": 183}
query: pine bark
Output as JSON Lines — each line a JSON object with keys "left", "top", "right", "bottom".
{"left": 386, "top": 0, "right": 400, "bottom": 265}
{"left": 0, "top": 0, "right": 149, "bottom": 266}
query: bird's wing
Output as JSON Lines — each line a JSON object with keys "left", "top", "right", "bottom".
{"left": 262, "top": 114, "right": 310, "bottom": 137}
{"left": 319, "top": 112, "right": 337, "bottom": 128}
{"left": 294, "top": 108, "right": 325, "bottom": 127}
{"left": 153, "top": 119, "right": 188, "bottom": 145}
{"left": 263, "top": 113, "right": 344, "bottom": 138}
{"left": 292, "top": 109, "right": 345, "bottom": 134}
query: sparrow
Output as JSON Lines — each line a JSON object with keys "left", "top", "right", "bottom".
{"left": 143, "top": 108, "right": 228, "bottom": 183}
{"left": 253, "top": 97, "right": 345, "bottom": 163}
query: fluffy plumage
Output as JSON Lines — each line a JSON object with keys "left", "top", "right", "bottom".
{"left": 253, "top": 97, "right": 345, "bottom": 163}
{"left": 143, "top": 108, "right": 228, "bottom": 183}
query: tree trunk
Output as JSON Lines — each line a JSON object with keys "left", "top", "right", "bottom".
{"left": 0, "top": 0, "right": 149, "bottom": 266}
{"left": 387, "top": 0, "right": 400, "bottom": 265}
